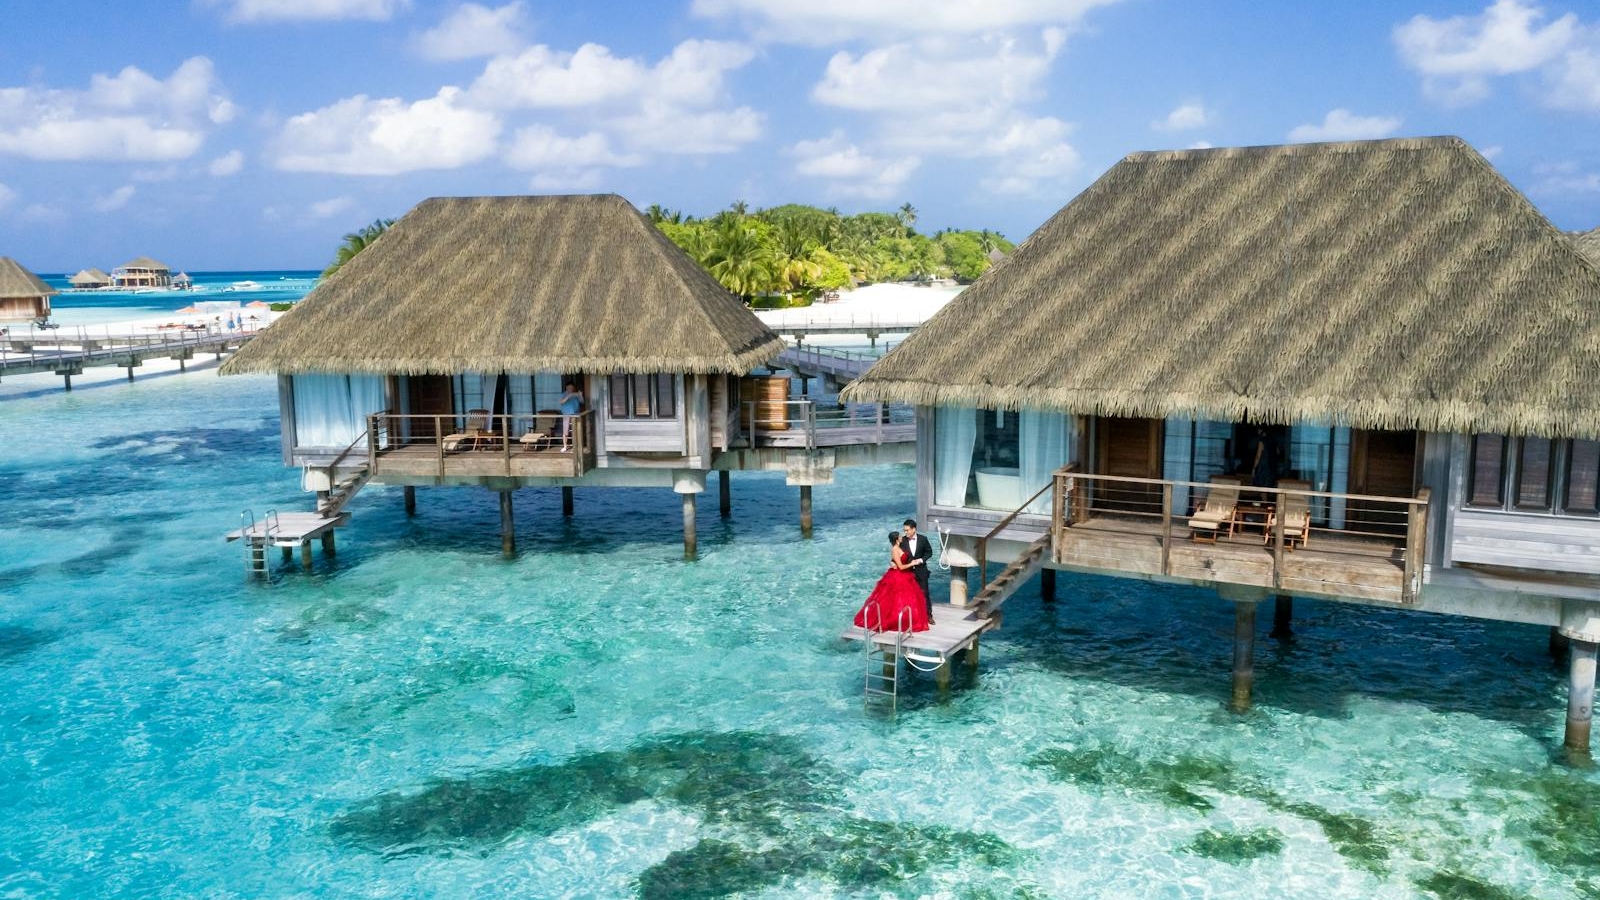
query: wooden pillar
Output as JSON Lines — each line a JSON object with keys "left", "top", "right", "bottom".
{"left": 799, "top": 485, "right": 813, "bottom": 538}
{"left": 966, "top": 638, "right": 980, "bottom": 671}
{"left": 1230, "top": 601, "right": 1257, "bottom": 712}
{"left": 61, "top": 373, "right": 72, "bottom": 391}
{"left": 321, "top": 531, "right": 336, "bottom": 556}
{"left": 562, "top": 486, "right": 574, "bottom": 517}
{"left": 936, "top": 659, "right": 951, "bottom": 696}
{"left": 125, "top": 366, "right": 135, "bottom": 382}
{"left": 178, "top": 357, "right": 186, "bottom": 372}
{"left": 281, "top": 546, "right": 292, "bottom": 563}
{"left": 300, "top": 541, "right": 313, "bottom": 571}
{"left": 1567, "top": 640, "right": 1597, "bottom": 760}
{"left": 718, "top": 470, "right": 731, "bottom": 519}
{"left": 682, "top": 491, "right": 697, "bottom": 561}
{"left": 499, "top": 490, "right": 515, "bottom": 558}
{"left": 1040, "top": 568, "right": 1057, "bottom": 603}
{"left": 949, "top": 565, "right": 969, "bottom": 607}
{"left": 403, "top": 485, "right": 416, "bottom": 516}
{"left": 1271, "top": 595, "right": 1293, "bottom": 639}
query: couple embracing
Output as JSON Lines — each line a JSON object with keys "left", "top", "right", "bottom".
{"left": 852, "top": 519, "right": 934, "bottom": 634}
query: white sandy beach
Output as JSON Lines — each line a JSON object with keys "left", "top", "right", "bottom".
{"left": 753, "top": 282, "right": 964, "bottom": 328}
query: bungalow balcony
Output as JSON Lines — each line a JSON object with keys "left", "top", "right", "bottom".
{"left": 362, "top": 411, "right": 595, "bottom": 480}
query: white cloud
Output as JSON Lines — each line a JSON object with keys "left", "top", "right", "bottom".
{"left": 504, "top": 125, "right": 643, "bottom": 170}
{"left": 132, "top": 165, "right": 179, "bottom": 183}
{"left": 0, "top": 183, "right": 14, "bottom": 210}
{"left": 609, "top": 104, "right": 764, "bottom": 154}
{"left": 693, "top": 0, "right": 1123, "bottom": 43}
{"left": 308, "top": 196, "right": 356, "bottom": 219}
{"left": 0, "top": 57, "right": 234, "bottom": 162}
{"left": 415, "top": 2, "right": 526, "bottom": 61}
{"left": 208, "top": 150, "right": 245, "bottom": 176}
{"left": 1287, "top": 109, "right": 1403, "bottom": 142}
{"left": 1394, "top": 0, "right": 1600, "bottom": 111}
{"left": 1187, "top": 140, "right": 1215, "bottom": 150}
{"left": 471, "top": 39, "right": 755, "bottom": 110}
{"left": 1534, "top": 160, "right": 1600, "bottom": 193}
{"left": 791, "top": 132, "right": 920, "bottom": 199}
{"left": 813, "top": 33, "right": 1059, "bottom": 112}
{"left": 93, "top": 185, "right": 136, "bottom": 212}
{"left": 20, "top": 204, "right": 64, "bottom": 222}
{"left": 212, "top": 0, "right": 409, "bottom": 23}
{"left": 273, "top": 87, "right": 502, "bottom": 174}
{"left": 1154, "top": 101, "right": 1210, "bottom": 131}
{"left": 529, "top": 169, "right": 606, "bottom": 191}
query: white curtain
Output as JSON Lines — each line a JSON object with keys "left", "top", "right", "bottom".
{"left": 1329, "top": 427, "right": 1352, "bottom": 529}
{"left": 1020, "top": 411, "right": 1072, "bottom": 513}
{"left": 293, "top": 374, "right": 384, "bottom": 449}
{"left": 347, "top": 375, "right": 386, "bottom": 445}
{"left": 935, "top": 407, "right": 978, "bottom": 507}
{"left": 1163, "top": 418, "right": 1195, "bottom": 515}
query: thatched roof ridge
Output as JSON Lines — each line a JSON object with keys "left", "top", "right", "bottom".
{"left": 222, "top": 194, "right": 784, "bottom": 376}
{"left": 69, "top": 268, "right": 110, "bottom": 286}
{"left": 119, "top": 256, "right": 169, "bottom": 271}
{"left": 844, "top": 136, "right": 1600, "bottom": 439}
{"left": 0, "top": 258, "right": 57, "bottom": 298}
{"left": 1573, "top": 227, "right": 1600, "bottom": 266}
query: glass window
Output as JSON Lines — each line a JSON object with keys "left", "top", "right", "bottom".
{"left": 608, "top": 375, "right": 629, "bottom": 418}
{"left": 1468, "top": 434, "right": 1506, "bottom": 507}
{"left": 608, "top": 373, "right": 677, "bottom": 419}
{"left": 654, "top": 374, "right": 676, "bottom": 418}
{"left": 1516, "top": 437, "right": 1554, "bottom": 509}
{"left": 630, "top": 375, "right": 652, "bottom": 417}
{"left": 1566, "top": 440, "right": 1600, "bottom": 515}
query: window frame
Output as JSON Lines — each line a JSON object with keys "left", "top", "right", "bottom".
{"left": 1466, "top": 434, "right": 1508, "bottom": 509}
{"left": 607, "top": 373, "right": 678, "bottom": 420}
{"left": 1466, "top": 434, "right": 1600, "bottom": 517}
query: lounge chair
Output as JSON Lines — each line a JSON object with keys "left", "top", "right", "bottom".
{"left": 519, "top": 411, "right": 560, "bottom": 451}
{"left": 1188, "top": 476, "right": 1242, "bottom": 543}
{"left": 442, "top": 408, "right": 491, "bottom": 452}
{"left": 1267, "top": 480, "right": 1312, "bottom": 550}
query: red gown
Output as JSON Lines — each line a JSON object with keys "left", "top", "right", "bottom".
{"left": 853, "top": 548, "right": 930, "bottom": 633}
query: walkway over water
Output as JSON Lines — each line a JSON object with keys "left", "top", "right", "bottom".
{"left": 0, "top": 328, "right": 255, "bottom": 389}
{"left": 764, "top": 318, "right": 921, "bottom": 347}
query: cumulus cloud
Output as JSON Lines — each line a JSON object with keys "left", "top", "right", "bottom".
{"left": 308, "top": 196, "right": 356, "bottom": 219}
{"left": 211, "top": 0, "right": 409, "bottom": 23}
{"left": 0, "top": 57, "right": 234, "bottom": 162}
{"left": 504, "top": 125, "right": 642, "bottom": 170}
{"left": 1154, "top": 101, "right": 1210, "bottom": 131}
{"left": 208, "top": 149, "right": 245, "bottom": 176}
{"left": 273, "top": 87, "right": 502, "bottom": 174}
{"left": 1394, "top": 0, "right": 1600, "bottom": 111}
{"left": 693, "top": 0, "right": 1123, "bottom": 43}
{"left": 93, "top": 185, "right": 136, "bottom": 213}
{"left": 1287, "top": 109, "right": 1403, "bottom": 142}
{"left": 529, "top": 169, "right": 607, "bottom": 191}
{"left": 471, "top": 39, "right": 755, "bottom": 110}
{"left": 791, "top": 132, "right": 920, "bottom": 199}
{"left": 415, "top": 2, "right": 526, "bottom": 61}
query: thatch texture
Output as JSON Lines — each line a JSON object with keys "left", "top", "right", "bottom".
{"left": 0, "top": 258, "right": 57, "bottom": 298}
{"left": 119, "top": 256, "right": 169, "bottom": 271}
{"left": 223, "top": 194, "right": 784, "bottom": 376}
{"left": 844, "top": 137, "right": 1600, "bottom": 439}
{"left": 1574, "top": 227, "right": 1600, "bottom": 267}
{"left": 68, "top": 268, "right": 110, "bottom": 286}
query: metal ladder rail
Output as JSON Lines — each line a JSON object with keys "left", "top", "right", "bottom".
{"left": 240, "top": 509, "right": 266, "bottom": 577}
{"left": 863, "top": 605, "right": 914, "bottom": 709}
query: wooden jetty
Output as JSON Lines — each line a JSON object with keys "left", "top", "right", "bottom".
{"left": 841, "top": 603, "right": 995, "bottom": 706}
{"left": 225, "top": 510, "right": 348, "bottom": 576}
{"left": 1, "top": 328, "right": 255, "bottom": 390}
{"left": 764, "top": 318, "right": 921, "bottom": 348}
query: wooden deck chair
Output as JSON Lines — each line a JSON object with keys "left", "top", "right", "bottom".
{"left": 442, "top": 408, "right": 491, "bottom": 452}
{"left": 519, "top": 410, "right": 560, "bottom": 451}
{"left": 1188, "top": 476, "right": 1242, "bottom": 543}
{"left": 1268, "top": 480, "right": 1313, "bottom": 550}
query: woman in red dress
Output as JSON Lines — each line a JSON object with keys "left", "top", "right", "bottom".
{"left": 853, "top": 532, "right": 931, "bottom": 633}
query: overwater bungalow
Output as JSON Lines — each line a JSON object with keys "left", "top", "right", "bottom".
{"left": 67, "top": 267, "right": 111, "bottom": 289}
{"left": 112, "top": 256, "right": 172, "bottom": 288}
{"left": 222, "top": 194, "right": 910, "bottom": 561}
{"left": 0, "top": 257, "right": 57, "bottom": 324}
{"left": 844, "top": 136, "right": 1600, "bottom": 754}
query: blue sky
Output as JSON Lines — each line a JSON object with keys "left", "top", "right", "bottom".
{"left": 1, "top": 0, "right": 1596, "bottom": 270}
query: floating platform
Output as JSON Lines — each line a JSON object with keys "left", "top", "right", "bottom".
{"left": 840, "top": 603, "right": 993, "bottom": 659}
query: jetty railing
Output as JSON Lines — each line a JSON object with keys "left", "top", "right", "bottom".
{"left": 366, "top": 410, "right": 595, "bottom": 478}
{"left": 1051, "top": 471, "right": 1432, "bottom": 604}
{"left": 742, "top": 398, "right": 915, "bottom": 449}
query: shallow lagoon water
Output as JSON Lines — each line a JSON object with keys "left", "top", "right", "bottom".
{"left": 1, "top": 370, "right": 1597, "bottom": 899}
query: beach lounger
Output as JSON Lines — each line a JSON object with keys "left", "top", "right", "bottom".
{"left": 442, "top": 408, "right": 491, "bottom": 452}
{"left": 1188, "top": 476, "right": 1242, "bottom": 543}
{"left": 1266, "top": 480, "right": 1313, "bottom": 550}
{"left": 519, "top": 412, "right": 560, "bottom": 451}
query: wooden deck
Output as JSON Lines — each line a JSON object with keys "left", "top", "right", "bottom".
{"left": 1056, "top": 514, "right": 1408, "bottom": 603}
{"left": 225, "top": 511, "right": 346, "bottom": 545}
{"left": 370, "top": 443, "right": 588, "bottom": 479}
{"left": 840, "top": 603, "right": 994, "bottom": 657}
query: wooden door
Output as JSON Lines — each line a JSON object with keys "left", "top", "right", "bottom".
{"left": 407, "top": 375, "right": 454, "bottom": 440}
{"left": 1349, "top": 429, "right": 1417, "bottom": 535}
{"left": 1095, "top": 417, "right": 1164, "bottom": 513}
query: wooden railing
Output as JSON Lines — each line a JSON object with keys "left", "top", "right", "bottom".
{"left": 1051, "top": 471, "right": 1433, "bottom": 604}
{"left": 973, "top": 467, "right": 1071, "bottom": 576}
{"left": 366, "top": 410, "right": 595, "bottom": 478}
{"left": 741, "top": 399, "right": 915, "bottom": 449}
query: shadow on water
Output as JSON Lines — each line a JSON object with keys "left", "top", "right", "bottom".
{"left": 332, "top": 729, "right": 1030, "bottom": 898}
{"left": 0, "top": 625, "right": 54, "bottom": 664}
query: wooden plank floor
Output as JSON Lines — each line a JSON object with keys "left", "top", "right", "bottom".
{"left": 372, "top": 444, "right": 583, "bottom": 478}
{"left": 840, "top": 604, "right": 992, "bottom": 655}
{"left": 225, "top": 512, "right": 346, "bottom": 545}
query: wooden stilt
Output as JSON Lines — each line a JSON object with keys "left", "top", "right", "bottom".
{"left": 682, "top": 491, "right": 697, "bottom": 561}
{"left": 300, "top": 542, "right": 313, "bottom": 571}
{"left": 126, "top": 366, "right": 134, "bottom": 382}
{"left": 178, "top": 357, "right": 186, "bottom": 372}
{"left": 1040, "top": 568, "right": 1057, "bottom": 603}
{"left": 500, "top": 490, "right": 515, "bottom": 558}
{"left": 1271, "top": 594, "right": 1294, "bottom": 639}
{"left": 62, "top": 373, "right": 72, "bottom": 391}
{"left": 799, "top": 485, "right": 813, "bottom": 538}
{"left": 936, "top": 659, "right": 951, "bottom": 695}
{"left": 1567, "top": 639, "right": 1597, "bottom": 761}
{"left": 281, "top": 546, "right": 292, "bottom": 563}
{"left": 321, "top": 531, "right": 336, "bottom": 556}
{"left": 1230, "top": 601, "right": 1257, "bottom": 712}
{"left": 562, "top": 486, "right": 574, "bottom": 517}
{"left": 719, "top": 470, "right": 731, "bottom": 519}
{"left": 949, "top": 565, "right": 969, "bottom": 607}
{"left": 966, "top": 638, "right": 980, "bottom": 671}
{"left": 403, "top": 485, "right": 416, "bottom": 516}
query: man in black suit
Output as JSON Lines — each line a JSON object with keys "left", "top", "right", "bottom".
{"left": 902, "top": 518, "right": 933, "bottom": 622}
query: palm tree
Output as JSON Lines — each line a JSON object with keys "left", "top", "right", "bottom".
{"left": 728, "top": 199, "right": 750, "bottom": 217}
{"left": 897, "top": 202, "right": 918, "bottom": 231}
{"left": 706, "top": 221, "right": 777, "bottom": 301}
{"left": 322, "top": 218, "right": 394, "bottom": 278}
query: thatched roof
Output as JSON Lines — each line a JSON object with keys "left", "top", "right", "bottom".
{"left": 118, "top": 256, "right": 169, "bottom": 271}
{"left": 68, "top": 268, "right": 110, "bottom": 286}
{"left": 223, "top": 194, "right": 784, "bottom": 376}
{"left": 844, "top": 136, "right": 1600, "bottom": 439}
{"left": 0, "top": 258, "right": 57, "bottom": 298}
{"left": 1573, "top": 227, "right": 1600, "bottom": 266}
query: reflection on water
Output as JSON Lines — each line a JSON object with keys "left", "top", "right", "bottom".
{"left": 0, "top": 369, "right": 1596, "bottom": 899}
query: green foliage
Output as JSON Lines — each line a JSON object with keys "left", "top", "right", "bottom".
{"left": 322, "top": 218, "right": 394, "bottom": 279}
{"left": 268, "top": 302, "right": 294, "bottom": 312}
{"left": 648, "top": 201, "right": 1012, "bottom": 302}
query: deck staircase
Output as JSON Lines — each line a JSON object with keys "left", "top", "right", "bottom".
{"left": 972, "top": 534, "right": 1053, "bottom": 617}
{"left": 317, "top": 464, "right": 371, "bottom": 518}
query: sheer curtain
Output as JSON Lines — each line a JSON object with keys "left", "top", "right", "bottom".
{"left": 934, "top": 407, "right": 978, "bottom": 507}
{"left": 347, "top": 375, "right": 387, "bottom": 446}
{"left": 1020, "top": 411, "right": 1072, "bottom": 513}
{"left": 293, "top": 373, "right": 386, "bottom": 449}
{"left": 1163, "top": 418, "right": 1195, "bottom": 516}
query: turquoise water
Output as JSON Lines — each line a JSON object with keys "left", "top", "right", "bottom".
{"left": 2, "top": 371, "right": 1598, "bottom": 899}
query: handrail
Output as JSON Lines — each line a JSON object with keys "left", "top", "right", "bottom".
{"left": 1058, "top": 470, "right": 1430, "bottom": 507}
{"left": 368, "top": 409, "right": 596, "bottom": 479}
{"left": 974, "top": 467, "right": 1067, "bottom": 576}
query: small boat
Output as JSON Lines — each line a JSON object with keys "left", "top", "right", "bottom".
{"left": 224, "top": 280, "right": 263, "bottom": 292}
